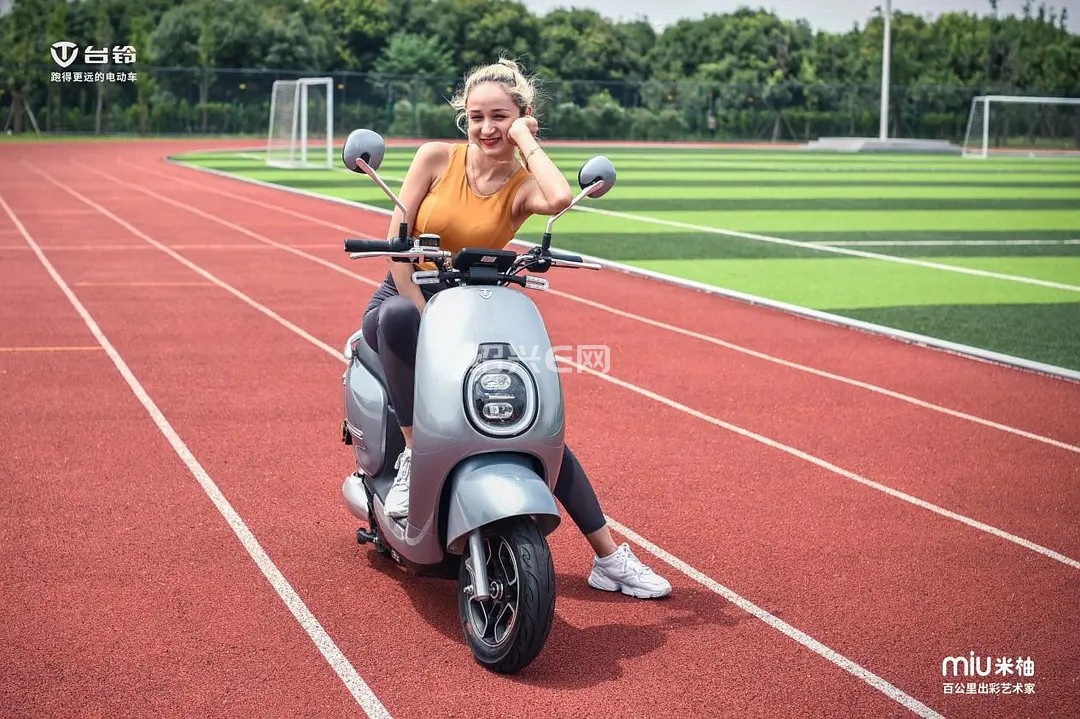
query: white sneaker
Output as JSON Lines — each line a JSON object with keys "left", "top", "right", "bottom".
{"left": 383, "top": 448, "right": 412, "bottom": 519}
{"left": 588, "top": 542, "right": 672, "bottom": 599}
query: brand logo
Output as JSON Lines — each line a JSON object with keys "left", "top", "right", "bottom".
{"left": 49, "top": 42, "right": 137, "bottom": 68}
{"left": 478, "top": 289, "right": 492, "bottom": 299}
{"left": 50, "top": 41, "right": 78, "bottom": 68}
{"left": 942, "top": 654, "right": 1035, "bottom": 678}
{"left": 940, "top": 653, "right": 1037, "bottom": 696}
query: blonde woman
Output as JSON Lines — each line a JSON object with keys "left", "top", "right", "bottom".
{"left": 360, "top": 59, "right": 671, "bottom": 599}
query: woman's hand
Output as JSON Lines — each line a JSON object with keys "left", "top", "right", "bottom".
{"left": 508, "top": 115, "right": 539, "bottom": 149}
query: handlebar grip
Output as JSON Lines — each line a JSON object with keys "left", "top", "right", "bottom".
{"left": 344, "top": 238, "right": 394, "bottom": 253}
{"left": 550, "top": 251, "right": 584, "bottom": 264}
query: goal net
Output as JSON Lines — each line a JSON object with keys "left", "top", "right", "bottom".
{"left": 962, "top": 95, "right": 1080, "bottom": 157}
{"left": 267, "top": 77, "right": 334, "bottom": 168}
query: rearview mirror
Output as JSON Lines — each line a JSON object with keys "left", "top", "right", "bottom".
{"left": 577, "top": 156, "right": 616, "bottom": 198}
{"left": 542, "top": 155, "right": 617, "bottom": 244}
{"left": 342, "top": 129, "right": 386, "bottom": 174}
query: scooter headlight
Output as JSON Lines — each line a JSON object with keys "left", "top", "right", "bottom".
{"left": 465, "top": 359, "right": 538, "bottom": 437}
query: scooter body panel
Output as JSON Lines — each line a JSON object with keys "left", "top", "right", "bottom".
{"left": 398, "top": 286, "right": 565, "bottom": 562}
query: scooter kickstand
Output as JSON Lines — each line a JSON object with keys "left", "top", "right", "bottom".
{"left": 356, "top": 526, "right": 378, "bottom": 545}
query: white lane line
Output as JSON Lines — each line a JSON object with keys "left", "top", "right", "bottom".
{"left": 75, "top": 162, "right": 379, "bottom": 283}
{"left": 542, "top": 290, "right": 1080, "bottom": 456}
{"left": 0, "top": 244, "right": 302, "bottom": 251}
{"left": 0, "top": 193, "right": 391, "bottom": 719}
{"left": 0, "top": 208, "right": 100, "bottom": 215}
{"left": 554, "top": 353, "right": 1080, "bottom": 572}
{"left": 603, "top": 517, "right": 943, "bottom": 718}
{"left": 812, "top": 239, "right": 1080, "bottom": 247}
{"left": 115, "top": 159, "right": 1080, "bottom": 456}
{"left": 33, "top": 167, "right": 943, "bottom": 718}
{"left": 574, "top": 205, "right": 1080, "bottom": 292}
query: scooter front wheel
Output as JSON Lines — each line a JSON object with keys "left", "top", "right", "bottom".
{"left": 457, "top": 517, "right": 555, "bottom": 674}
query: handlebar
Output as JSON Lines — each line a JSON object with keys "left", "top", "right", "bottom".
{"left": 517, "top": 248, "right": 600, "bottom": 273}
{"left": 342, "top": 238, "right": 600, "bottom": 290}
{"left": 345, "top": 238, "right": 391, "bottom": 253}
{"left": 548, "top": 250, "right": 584, "bottom": 264}
{"left": 549, "top": 257, "right": 601, "bottom": 270}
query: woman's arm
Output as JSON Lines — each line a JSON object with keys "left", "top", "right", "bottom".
{"left": 385, "top": 142, "right": 451, "bottom": 312}
{"left": 509, "top": 116, "right": 573, "bottom": 221}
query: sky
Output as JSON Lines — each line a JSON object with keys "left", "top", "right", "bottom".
{"left": 518, "top": 0, "right": 1080, "bottom": 33}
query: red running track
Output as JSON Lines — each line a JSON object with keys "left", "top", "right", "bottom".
{"left": 1, "top": 140, "right": 1077, "bottom": 719}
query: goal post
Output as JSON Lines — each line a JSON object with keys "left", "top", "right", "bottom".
{"left": 267, "top": 77, "right": 334, "bottom": 168}
{"left": 962, "top": 95, "right": 1080, "bottom": 158}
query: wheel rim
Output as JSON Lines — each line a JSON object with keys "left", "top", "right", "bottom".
{"left": 463, "top": 534, "right": 520, "bottom": 651}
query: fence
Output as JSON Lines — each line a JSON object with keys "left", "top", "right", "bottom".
{"left": 4, "top": 64, "right": 1078, "bottom": 147}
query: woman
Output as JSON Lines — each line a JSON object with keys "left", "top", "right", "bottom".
{"left": 360, "top": 58, "right": 671, "bottom": 599}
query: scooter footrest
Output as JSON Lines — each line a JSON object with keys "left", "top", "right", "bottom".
{"left": 356, "top": 526, "right": 377, "bottom": 544}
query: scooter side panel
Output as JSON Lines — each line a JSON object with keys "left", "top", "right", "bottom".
{"left": 344, "top": 355, "right": 388, "bottom": 477}
{"left": 444, "top": 454, "right": 561, "bottom": 555}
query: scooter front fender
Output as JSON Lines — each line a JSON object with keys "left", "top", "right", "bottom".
{"left": 445, "top": 453, "right": 561, "bottom": 555}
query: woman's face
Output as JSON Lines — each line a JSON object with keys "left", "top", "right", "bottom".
{"left": 466, "top": 82, "right": 521, "bottom": 159}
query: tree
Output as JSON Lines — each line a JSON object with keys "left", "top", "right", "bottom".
{"left": 92, "top": 0, "right": 115, "bottom": 134}
{"left": 1, "top": 0, "right": 52, "bottom": 133}
{"left": 374, "top": 32, "right": 455, "bottom": 134}
{"left": 310, "top": 0, "right": 389, "bottom": 71}
{"left": 536, "top": 9, "right": 628, "bottom": 106}
{"left": 46, "top": 0, "right": 67, "bottom": 132}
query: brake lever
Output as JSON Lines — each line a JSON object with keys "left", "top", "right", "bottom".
{"left": 510, "top": 256, "right": 542, "bottom": 276}
{"left": 350, "top": 249, "right": 451, "bottom": 262}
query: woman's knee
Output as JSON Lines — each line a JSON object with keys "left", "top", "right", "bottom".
{"left": 380, "top": 295, "right": 419, "bottom": 324}
{"left": 377, "top": 296, "right": 421, "bottom": 352}
{"left": 361, "top": 308, "right": 380, "bottom": 352}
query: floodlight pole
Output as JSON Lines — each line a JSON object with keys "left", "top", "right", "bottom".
{"left": 879, "top": 0, "right": 892, "bottom": 140}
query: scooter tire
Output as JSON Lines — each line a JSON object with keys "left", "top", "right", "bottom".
{"left": 457, "top": 517, "right": 555, "bottom": 674}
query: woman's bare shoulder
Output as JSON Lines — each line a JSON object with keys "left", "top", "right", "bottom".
{"left": 412, "top": 141, "right": 455, "bottom": 167}
{"left": 410, "top": 141, "right": 456, "bottom": 187}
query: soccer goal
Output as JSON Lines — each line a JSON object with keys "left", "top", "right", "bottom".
{"left": 267, "top": 77, "right": 334, "bottom": 168}
{"left": 962, "top": 95, "right": 1080, "bottom": 157}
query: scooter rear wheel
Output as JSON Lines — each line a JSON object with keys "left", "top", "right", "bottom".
{"left": 457, "top": 517, "right": 555, "bottom": 674}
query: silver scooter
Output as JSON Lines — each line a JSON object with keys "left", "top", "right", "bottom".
{"left": 337, "top": 129, "right": 616, "bottom": 673}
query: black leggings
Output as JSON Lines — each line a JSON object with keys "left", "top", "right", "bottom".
{"left": 361, "top": 275, "right": 607, "bottom": 536}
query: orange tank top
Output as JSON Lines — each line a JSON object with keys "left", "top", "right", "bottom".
{"left": 413, "top": 143, "right": 532, "bottom": 269}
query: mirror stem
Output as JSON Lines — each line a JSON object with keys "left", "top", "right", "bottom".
{"left": 543, "top": 180, "right": 605, "bottom": 235}
{"left": 355, "top": 157, "right": 409, "bottom": 219}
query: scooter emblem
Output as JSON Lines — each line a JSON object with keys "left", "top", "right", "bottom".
{"left": 478, "top": 289, "right": 493, "bottom": 299}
